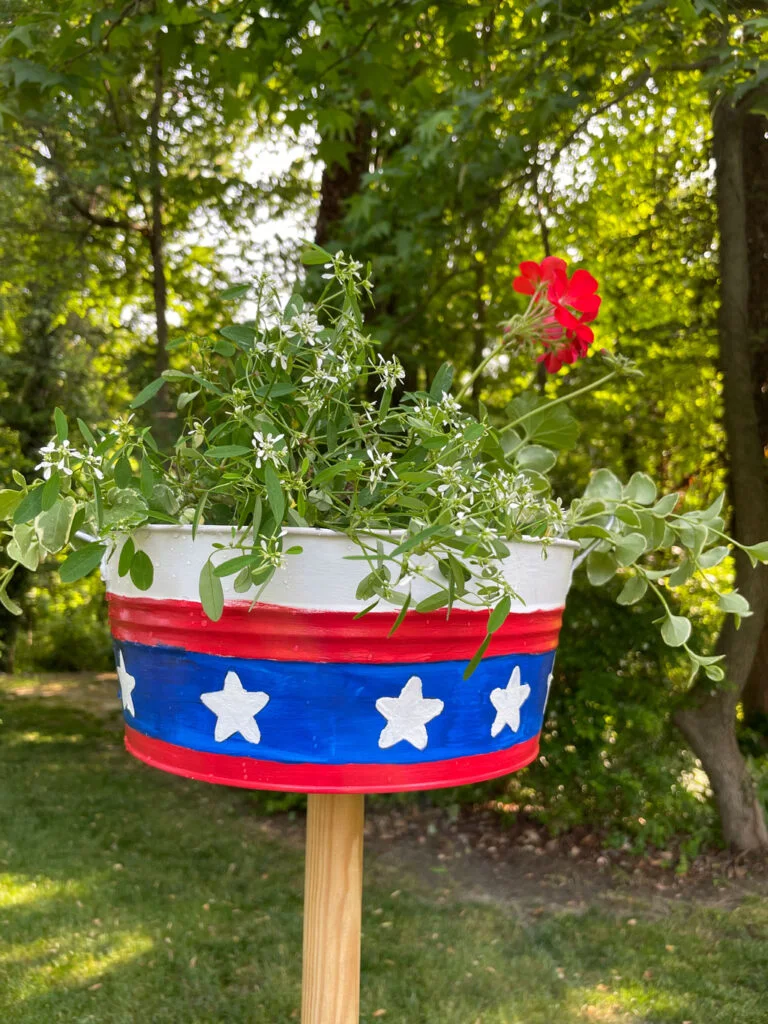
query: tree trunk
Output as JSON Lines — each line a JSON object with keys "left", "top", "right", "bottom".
{"left": 469, "top": 261, "right": 487, "bottom": 400}
{"left": 314, "top": 117, "right": 371, "bottom": 248}
{"left": 673, "top": 99, "right": 768, "bottom": 853}
{"left": 740, "top": 113, "right": 768, "bottom": 732}
{"left": 147, "top": 41, "right": 173, "bottom": 444}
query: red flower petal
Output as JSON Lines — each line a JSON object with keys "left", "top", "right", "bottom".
{"left": 539, "top": 256, "right": 568, "bottom": 280}
{"left": 568, "top": 269, "right": 599, "bottom": 297}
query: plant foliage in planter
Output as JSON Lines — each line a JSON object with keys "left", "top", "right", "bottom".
{"left": 1, "top": 246, "right": 766, "bottom": 677}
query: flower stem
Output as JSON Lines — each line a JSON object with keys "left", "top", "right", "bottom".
{"left": 499, "top": 370, "right": 618, "bottom": 435}
{"left": 455, "top": 337, "right": 517, "bottom": 401}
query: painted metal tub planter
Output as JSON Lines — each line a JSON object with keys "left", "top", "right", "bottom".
{"left": 104, "top": 526, "right": 577, "bottom": 795}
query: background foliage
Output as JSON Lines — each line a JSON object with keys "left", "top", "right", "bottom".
{"left": 1, "top": 0, "right": 767, "bottom": 853}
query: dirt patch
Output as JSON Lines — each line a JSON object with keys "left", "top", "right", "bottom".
{"left": 0, "top": 670, "right": 121, "bottom": 719}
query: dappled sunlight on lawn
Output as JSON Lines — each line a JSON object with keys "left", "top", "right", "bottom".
{"left": 0, "top": 875, "right": 90, "bottom": 910}
{"left": 1, "top": 683, "right": 767, "bottom": 1023}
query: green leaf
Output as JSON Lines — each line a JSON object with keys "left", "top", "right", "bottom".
{"left": 429, "top": 362, "right": 455, "bottom": 401}
{"left": 743, "top": 541, "right": 768, "bottom": 566}
{"left": 668, "top": 558, "right": 693, "bottom": 587}
{"left": 219, "top": 325, "right": 255, "bottom": 348}
{"left": 214, "top": 339, "right": 236, "bottom": 357}
{"left": 77, "top": 418, "right": 96, "bottom": 447}
{"left": 616, "top": 575, "right": 648, "bottom": 605}
{"left": 253, "top": 383, "right": 296, "bottom": 399}
{"left": 129, "top": 377, "right": 166, "bottom": 409}
{"left": 488, "top": 595, "right": 511, "bottom": 633}
{"left": 13, "top": 485, "right": 44, "bottom": 524}
{"left": 0, "top": 586, "right": 22, "bottom": 616}
{"left": 36, "top": 496, "right": 76, "bottom": 552}
{"left": 129, "top": 550, "right": 154, "bottom": 591}
{"left": 40, "top": 471, "right": 60, "bottom": 511}
{"left": 199, "top": 561, "right": 224, "bottom": 621}
{"left": 162, "top": 370, "right": 224, "bottom": 395}
{"left": 389, "top": 524, "right": 445, "bottom": 558}
{"left": 672, "top": 0, "right": 697, "bottom": 25}
{"left": 177, "top": 390, "right": 199, "bottom": 411}
{"left": 8, "top": 523, "right": 41, "bottom": 570}
{"left": 264, "top": 463, "right": 285, "bottom": 524}
{"left": 636, "top": 510, "right": 667, "bottom": 550}
{"left": 624, "top": 472, "right": 656, "bottom": 505}
{"left": 700, "top": 493, "right": 725, "bottom": 521}
{"left": 0, "top": 489, "right": 22, "bottom": 521}
{"left": 301, "top": 243, "right": 333, "bottom": 266}
{"left": 233, "top": 567, "right": 252, "bottom": 593}
{"left": 463, "top": 634, "right": 492, "bottom": 679}
{"left": 118, "top": 537, "right": 136, "bottom": 578}
{"left": 653, "top": 493, "right": 679, "bottom": 516}
{"left": 661, "top": 614, "right": 692, "bottom": 647}
{"left": 699, "top": 546, "right": 730, "bottom": 569}
{"left": 206, "top": 445, "right": 252, "bottom": 459}
{"left": 54, "top": 406, "right": 68, "bottom": 442}
{"left": 140, "top": 458, "right": 155, "bottom": 498}
{"left": 718, "top": 592, "right": 752, "bottom": 616}
{"left": 353, "top": 599, "right": 380, "bottom": 618}
{"left": 515, "top": 445, "right": 557, "bottom": 473}
{"left": 614, "top": 532, "right": 646, "bottom": 567}
{"left": 586, "top": 550, "right": 618, "bottom": 586}
{"left": 569, "top": 524, "right": 614, "bottom": 540}
{"left": 221, "top": 284, "right": 250, "bottom": 300}
{"left": 704, "top": 664, "right": 726, "bottom": 682}
{"left": 114, "top": 456, "right": 133, "bottom": 488}
{"left": 415, "top": 589, "right": 451, "bottom": 612}
{"left": 59, "top": 542, "right": 107, "bottom": 583}
{"left": 584, "top": 469, "right": 622, "bottom": 502}
{"left": 213, "top": 553, "right": 259, "bottom": 577}
{"left": 614, "top": 505, "right": 642, "bottom": 528}
{"left": 505, "top": 393, "right": 578, "bottom": 450}
{"left": 388, "top": 592, "right": 412, "bottom": 637}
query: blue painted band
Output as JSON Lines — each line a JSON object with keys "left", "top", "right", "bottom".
{"left": 116, "top": 641, "right": 555, "bottom": 769}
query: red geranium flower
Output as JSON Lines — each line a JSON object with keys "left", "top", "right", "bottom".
{"left": 548, "top": 268, "right": 601, "bottom": 317}
{"left": 512, "top": 256, "right": 601, "bottom": 373}
{"left": 512, "top": 256, "right": 568, "bottom": 296}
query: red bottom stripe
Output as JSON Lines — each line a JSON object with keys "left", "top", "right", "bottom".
{"left": 125, "top": 726, "right": 540, "bottom": 794}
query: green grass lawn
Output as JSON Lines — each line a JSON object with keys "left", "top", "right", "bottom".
{"left": 1, "top": 674, "right": 767, "bottom": 1023}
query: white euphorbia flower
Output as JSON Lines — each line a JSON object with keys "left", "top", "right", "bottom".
{"left": 375, "top": 354, "right": 406, "bottom": 392}
{"left": 35, "top": 439, "right": 83, "bottom": 479}
{"left": 251, "top": 431, "right": 285, "bottom": 469}
{"left": 82, "top": 448, "right": 105, "bottom": 480}
{"left": 367, "top": 448, "right": 394, "bottom": 488}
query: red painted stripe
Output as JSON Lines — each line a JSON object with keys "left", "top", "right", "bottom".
{"left": 108, "top": 595, "right": 562, "bottom": 662}
{"left": 124, "top": 726, "right": 540, "bottom": 793}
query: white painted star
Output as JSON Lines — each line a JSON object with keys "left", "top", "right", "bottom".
{"left": 117, "top": 650, "right": 136, "bottom": 717}
{"left": 543, "top": 672, "right": 554, "bottom": 714}
{"left": 200, "top": 671, "right": 270, "bottom": 745}
{"left": 376, "top": 676, "right": 444, "bottom": 750}
{"left": 490, "top": 666, "right": 530, "bottom": 737}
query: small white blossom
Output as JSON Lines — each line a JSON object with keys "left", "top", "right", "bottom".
{"left": 35, "top": 439, "right": 83, "bottom": 480}
{"left": 438, "top": 392, "right": 462, "bottom": 427}
{"left": 367, "top": 447, "right": 395, "bottom": 488}
{"left": 251, "top": 431, "right": 286, "bottom": 469}
{"left": 82, "top": 447, "right": 104, "bottom": 480}
{"left": 375, "top": 354, "right": 406, "bottom": 392}
{"left": 285, "top": 311, "right": 323, "bottom": 345}
{"left": 258, "top": 536, "right": 286, "bottom": 570}
{"left": 321, "top": 250, "right": 365, "bottom": 284}
{"left": 229, "top": 387, "right": 250, "bottom": 417}
{"left": 110, "top": 414, "right": 135, "bottom": 442}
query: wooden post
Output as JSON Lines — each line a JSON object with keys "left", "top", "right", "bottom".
{"left": 301, "top": 793, "right": 365, "bottom": 1024}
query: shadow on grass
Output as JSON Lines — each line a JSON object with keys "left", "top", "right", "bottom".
{"left": 1, "top": 691, "right": 766, "bottom": 1023}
